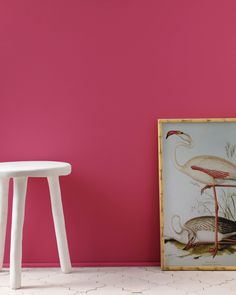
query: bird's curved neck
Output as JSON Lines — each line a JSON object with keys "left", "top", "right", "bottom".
{"left": 174, "top": 141, "right": 193, "bottom": 172}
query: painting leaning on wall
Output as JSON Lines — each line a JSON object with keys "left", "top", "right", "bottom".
{"left": 158, "top": 118, "right": 236, "bottom": 270}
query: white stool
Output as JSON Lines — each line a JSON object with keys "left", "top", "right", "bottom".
{"left": 0, "top": 161, "right": 72, "bottom": 289}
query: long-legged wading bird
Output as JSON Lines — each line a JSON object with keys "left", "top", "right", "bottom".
{"left": 166, "top": 130, "right": 236, "bottom": 257}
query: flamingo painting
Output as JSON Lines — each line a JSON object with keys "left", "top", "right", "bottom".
{"left": 166, "top": 130, "right": 236, "bottom": 257}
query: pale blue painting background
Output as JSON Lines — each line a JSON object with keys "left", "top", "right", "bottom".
{"left": 162, "top": 121, "right": 236, "bottom": 267}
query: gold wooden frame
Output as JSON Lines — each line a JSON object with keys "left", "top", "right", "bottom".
{"left": 158, "top": 118, "right": 236, "bottom": 270}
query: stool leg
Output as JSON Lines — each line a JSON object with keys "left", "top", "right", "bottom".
{"left": 0, "top": 178, "right": 9, "bottom": 271}
{"left": 10, "top": 177, "right": 28, "bottom": 289}
{"left": 47, "top": 176, "right": 71, "bottom": 273}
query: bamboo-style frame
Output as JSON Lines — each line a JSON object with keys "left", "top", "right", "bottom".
{"left": 158, "top": 118, "right": 236, "bottom": 270}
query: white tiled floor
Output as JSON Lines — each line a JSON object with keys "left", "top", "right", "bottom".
{"left": 1, "top": 267, "right": 236, "bottom": 294}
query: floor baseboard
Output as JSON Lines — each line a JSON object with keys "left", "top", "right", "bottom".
{"left": 3, "top": 261, "right": 160, "bottom": 268}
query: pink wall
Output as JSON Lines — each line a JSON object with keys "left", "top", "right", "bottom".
{"left": 1, "top": 0, "right": 236, "bottom": 266}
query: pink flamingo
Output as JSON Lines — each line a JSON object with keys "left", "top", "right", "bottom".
{"left": 166, "top": 130, "right": 236, "bottom": 257}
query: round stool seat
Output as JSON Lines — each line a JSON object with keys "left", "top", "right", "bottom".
{"left": 0, "top": 161, "right": 71, "bottom": 178}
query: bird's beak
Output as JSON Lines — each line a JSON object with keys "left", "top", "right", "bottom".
{"left": 166, "top": 130, "right": 184, "bottom": 139}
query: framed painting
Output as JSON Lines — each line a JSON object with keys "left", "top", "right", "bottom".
{"left": 158, "top": 118, "right": 236, "bottom": 270}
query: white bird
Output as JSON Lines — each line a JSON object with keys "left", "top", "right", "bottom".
{"left": 166, "top": 130, "right": 236, "bottom": 257}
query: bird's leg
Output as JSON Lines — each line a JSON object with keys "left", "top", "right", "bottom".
{"left": 183, "top": 241, "right": 194, "bottom": 250}
{"left": 183, "top": 235, "right": 196, "bottom": 251}
{"left": 201, "top": 184, "right": 236, "bottom": 194}
{"left": 192, "top": 242, "right": 199, "bottom": 249}
{"left": 209, "top": 185, "right": 219, "bottom": 258}
{"left": 183, "top": 243, "right": 192, "bottom": 250}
